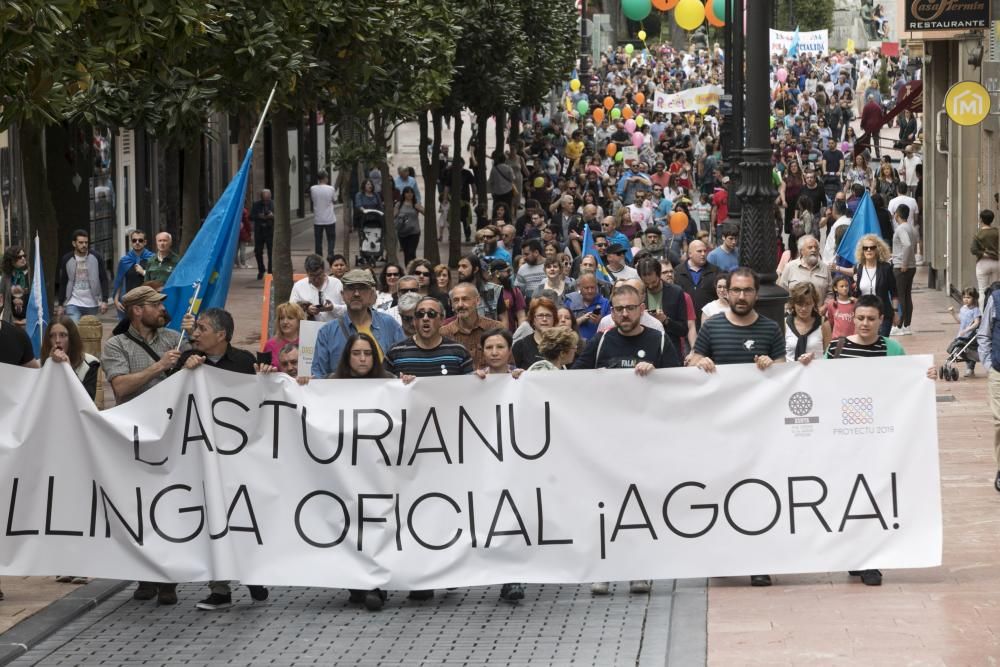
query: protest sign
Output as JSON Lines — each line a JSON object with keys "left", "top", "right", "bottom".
{"left": 652, "top": 86, "right": 723, "bottom": 115}
{"left": 297, "top": 320, "right": 323, "bottom": 377}
{"left": 770, "top": 29, "right": 829, "bottom": 55}
{"left": 0, "top": 357, "right": 941, "bottom": 588}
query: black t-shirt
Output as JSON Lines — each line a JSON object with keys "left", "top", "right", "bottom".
{"left": 573, "top": 327, "right": 681, "bottom": 370}
{"left": 800, "top": 184, "right": 825, "bottom": 214}
{"left": 0, "top": 321, "right": 35, "bottom": 366}
{"left": 444, "top": 168, "right": 476, "bottom": 202}
{"left": 822, "top": 149, "right": 844, "bottom": 174}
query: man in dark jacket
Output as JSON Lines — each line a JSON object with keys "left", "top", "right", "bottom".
{"left": 672, "top": 239, "right": 720, "bottom": 329}
{"left": 637, "top": 257, "right": 688, "bottom": 354}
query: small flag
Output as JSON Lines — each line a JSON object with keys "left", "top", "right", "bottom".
{"left": 788, "top": 26, "right": 801, "bottom": 58}
{"left": 163, "top": 149, "right": 253, "bottom": 330}
{"left": 846, "top": 38, "right": 856, "bottom": 53}
{"left": 24, "top": 234, "right": 49, "bottom": 358}
{"left": 836, "top": 192, "right": 881, "bottom": 267}
{"left": 581, "top": 225, "right": 614, "bottom": 284}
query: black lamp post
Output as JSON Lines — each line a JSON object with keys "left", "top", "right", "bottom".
{"left": 723, "top": 0, "right": 744, "bottom": 224}
{"left": 578, "top": 0, "right": 592, "bottom": 95}
{"left": 737, "top": 0, "right": 786, "bottom": 324}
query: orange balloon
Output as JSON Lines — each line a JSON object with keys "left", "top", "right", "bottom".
{"left": 653, "top": 0, "right": 680, "bottom": 9}
{"left": 669, "top": 211, "right": 689, "bottom": 235}
{"left": 603, "top": 96, "right": 614, "bottom": 110}
{"left": 593, "top": 107, "right": 605, "bottom": 124}
{"left": 606, "top": 142, "right": 618, "bottom": 157}
{"left": 704, "top": 0, "right": 724, "bottom": 27}
{"left": 634, "top": 92, "right": 646, "bottom": 106}
{"left": 622, "top": 104, "right": 634, "bottom": 120}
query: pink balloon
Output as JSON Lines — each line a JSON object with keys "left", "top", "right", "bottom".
{"left": 624, "top": 118, "right": 637, "bottom": 133}
{"left": 776, "top": 67, "right": 788, "bottom": 83}
{"left": 632, "top": 131, "right": 645, "bottom": 148}
{"left": 840, "top": 141, "right": 851, "bottom": 153}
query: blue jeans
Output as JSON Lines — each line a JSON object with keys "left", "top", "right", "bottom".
{"left": 64, "top": 304, "right": 100, "bottom": 323}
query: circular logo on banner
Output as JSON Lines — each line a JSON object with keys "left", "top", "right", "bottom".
{"left": 788, "top": 392, "right": 813, "bottom": 416}
{"left": 945, "top": 81, "right": 991, "bottom": 126}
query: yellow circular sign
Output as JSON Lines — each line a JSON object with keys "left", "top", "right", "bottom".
{"left": 945, "top": 81, "right": 991, "bottom": 126}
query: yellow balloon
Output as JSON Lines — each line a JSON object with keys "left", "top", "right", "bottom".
{"left": 570, "top": 78, "right": 581, "bottom": 92}
{"left": 638, "top": 29, "right": 647, "bottom": 41}
{"left": 636, "top": 114, "right": 645, "bottom": 127}
{"left": 674, "top": 0, "right": 705, "bottom": 31}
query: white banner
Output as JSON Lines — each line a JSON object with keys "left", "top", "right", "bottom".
{"left": 769, "top": 29, "right": 829, "bottom": 56}
{"left": 0, "top": 358, "right": 940, "bottom": 588}
{"left": 652, "top": 85, "right": 724, "bottom": 115}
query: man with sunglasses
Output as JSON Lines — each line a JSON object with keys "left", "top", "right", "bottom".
{"left": 112, "top": 231, "right": 154, "bottom": 319}
{"left": 310, "top": 270, "right": 404, "bottom": 379}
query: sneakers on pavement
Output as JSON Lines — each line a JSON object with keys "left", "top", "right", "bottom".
{"left": 55, "top": 575, "right": 74, "bottom": 583}
{"left": 407, "top": 589, "right": 434, "bottom": 601}
{"left": 629, "top": 580, "right": 651, "bottom": 594}
{"left": 132, "top": 581, "right": 158, "bottom": 601}
{"left": 965, "top": 368, "right": 975, "bottom": 377}
{"left": 901, "top": 326, "right": 913, "bottom": 335}
{"left": 196, "top": 592, "right": 232, "bottom": 610}
{"left": 590, "top": 581, "right": 610, "bottom": 595}
{"left": 248, "top": 586, "right": 269, "bottom": 602}
{"left": 364, "top": 589, "right": 386, "bottom": 611}
{"left": 889, "top": 326, "right": 903, "bottom": 336}
{"left": 750, "top": 575, "right": 772, "bottom": 587}
{"left": 157, "top": 584, "right": 178, "bottom": 606}
{"left": 500, "top": 583, "right": 525, "bottom": 601}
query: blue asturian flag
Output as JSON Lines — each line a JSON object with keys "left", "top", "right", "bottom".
{"left": 788, "top": 27, "right": 801, "bottom": 58}
{"left": 836, "top": 191, "right": 881, "bottom": 268}
{"left": 163, "top": 149, "right": 253, "bottom": 331}
{"left": 24, "top": 234, "right": 49, "bottom": 357}
{"left": 581, "top": 225, "right": 614, "bottom": 284}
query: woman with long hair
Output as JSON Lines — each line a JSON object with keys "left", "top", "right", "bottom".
{"left": 41, "top": 317, "right": 101, "bottom": 400}
{"left": 263, "top": 303, "right": 305, "bottom": 366}
{"left": 875, "top": 160, "right": 899, "bottom": 201}
{"left": 852, "top": 234, "right": 899, "bottom": 337}
{"left": 0, "top": 246, "right": 28, "bottom": 324}
{"left": 512, "top": 297, "right": 559, "bottom": 368}
{"left": 407, "top": 258, "right": 451, "bottom": 316}
{"left": 784, "top": 282, "right": 831, "bottom": 364}
{"left": 378, "top": 263, "right": 404, "bottom": 308}
{"left": 844, "top": 153, "right": 872, "bottom": 193}
{"left": 433, "top": 264, "right": 452, "bottom": 293}
{"left": 395, "top": 186, "right": 423, "bottom": 265}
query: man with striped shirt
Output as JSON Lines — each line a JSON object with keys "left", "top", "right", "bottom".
{"left": 385, "top": 295, "right": 472, "bottom": 601}
{"left": 687, "top": 267, "right": 784, "bottom": 588}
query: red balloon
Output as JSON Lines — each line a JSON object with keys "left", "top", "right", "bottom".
{"left": 653, "top": 0, "right": 680, "bottom": 10}
{"left": 603, "top": 96, "right": 615, "bottom": 110}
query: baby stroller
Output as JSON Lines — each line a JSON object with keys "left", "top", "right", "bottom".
{"left": 940, "top": 335, "right": 979, "bottom": 382}
{"left": 355, "top": 208, "right": 386, "bottom": 268}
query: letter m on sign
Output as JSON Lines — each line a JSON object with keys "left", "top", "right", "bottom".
{"left": 953, "top": 90, "right": 984, "bottom": 116}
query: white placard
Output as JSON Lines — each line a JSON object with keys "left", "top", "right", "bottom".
{"left": 297, "top": 320, "right": 323, "bottom": 378}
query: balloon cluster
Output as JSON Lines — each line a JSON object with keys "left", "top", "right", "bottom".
{"left": 623, "top": 0, "right": 727, "bottom": 31}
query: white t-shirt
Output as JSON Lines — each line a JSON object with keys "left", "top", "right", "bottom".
{"left": 822, "top": 217, "right": 851, "bottom": 264}
{"left": 887, "top": 195, "right": 918, "bottom": 228}
{"left": 68, "top": 255, "right": 98, "bottom": 308}
{"left": 288, "top": 275, "right": 345, "bottom": 323}
{"left": 310, "top": 184, "right": 338, "bottom": 226}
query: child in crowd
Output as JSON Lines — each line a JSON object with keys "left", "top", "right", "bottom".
{"left": 947, "top": 287, "right": 982, "bottom": 377}
{"left": 825, "top": 274, "right": 857, "bottom": 338}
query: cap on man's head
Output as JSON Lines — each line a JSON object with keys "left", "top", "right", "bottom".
{"left": 341, "top": 269, "right": 376, "bottom": 288}
{"left": 645, "top": 226, "right": 662, "bottom": 236}
{"left": 489, "top": 259, "right": 511, "bottom": 273}
{"left": 608, "top": 243, "right": 628, "bottom": 255}
{"left": 122, "top": 286, "right": 166, "bottom": 309}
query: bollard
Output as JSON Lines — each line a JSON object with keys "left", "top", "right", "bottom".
{"left": 77, "top": 315, "right": 104, "bottom": 409}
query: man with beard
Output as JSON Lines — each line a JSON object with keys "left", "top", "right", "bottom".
{"left": 488, "top": 259, "right": 527, "bottom": 332}
{"left": 475, "top": 225, "right": 511, "bottom": 265}
{"left": 170, "top": 307, "right": 274, "bottom": 611}
{"left": 779, "top": 234, "right": 830, "bottom": 297}
{"left": 441, "top": 283, "right": 504, "bottom": 369}
{"left": 637, "top": 257, "right": 688, "bottom": 355}
{"left": 310, "top": 270, "right": 405, "bottom": 378}
{"left": 799, "top": 170, "right": 826, "bottom": 217}
{"left": 456, "top": 254, "right": 503, "bottom": 321}
{"left": 687, "top": 267, "right": 784, "bottom": 588}
{"left": 102, "top": 286, "right": 186, "bottom": 606}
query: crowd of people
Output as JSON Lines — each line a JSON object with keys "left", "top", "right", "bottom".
{"left": 2, "top": 35, "right": 998, "bottom": 613}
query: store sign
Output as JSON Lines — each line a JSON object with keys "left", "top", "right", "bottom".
{"left": 945, "top": 81, "right": 991, "bottom": 126}
{"left": 905, "top": 0, "right": 989, "bottom": 31}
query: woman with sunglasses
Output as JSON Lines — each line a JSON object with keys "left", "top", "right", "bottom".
{"left": 378, "top": 263, "right": 405, "bottom": 308}
{"left": 0, "top": 246, "right": 28, "bottom": 325}
{"left": 852, "top": 234, "right": 899, "bottom": 337}
{"left": 407, "top": 258, "right": 451, "bottom": 317}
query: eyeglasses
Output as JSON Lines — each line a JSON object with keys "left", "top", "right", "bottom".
{"left": 611, "top": 304, "right": 641, "bottom": 314}
{"left": 385, "top": 272, "right": 401, "bottom": 278}
{"left": 131, "top": 239, "right": 146, "bottom": 244}
{"left": 414, "top": 310, "right": 441, "bottom": 320}
{"left": 398, "top": 287, "right": 419, "bottom": 294}
{"left": 415, "top": 270, "right": 431, "bottom": 277}
{"left": 16, "top": 254, "right": 26, "bottom": 259}
{"left": 481, "top": 234, "right": 496, "bottom": 240}
{"left": 863, "top": 246, "right": 877, "bottom": 251}
{"left": 727, "top": 287, "right": 757, "bottom": 296}
{"left": 401, "top": 315, "right": 414, "bottom": 322}
{"left": 344, "top": 284, "right": 370, "bottom": 293}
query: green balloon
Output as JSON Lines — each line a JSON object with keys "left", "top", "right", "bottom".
{"left": 611, "top": 107, "right": 622, "bottom": 119}
{"left": 769, "top": 116, "right": 776, "bottom": 129}
{"left": 621, "top": 0, "right": 652, "bottom": 22}
{"left": 625, "top": 43, "right": 635, "bottom": 55}
{"left": 615, "top": 152, "right": 624, "bottom": 162}
{"left": 577, "top": 99, "right": 589, "bottom": 115}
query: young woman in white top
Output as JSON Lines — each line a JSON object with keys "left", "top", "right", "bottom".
{"left": 700, "top": 274, "right": 731, "bottom": 321}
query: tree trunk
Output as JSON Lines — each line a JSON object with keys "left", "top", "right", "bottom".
{"left": 495, "top": 108, "right": 506, "bottom": 158}
{"left": 19, "top": 121, "right": 60, "bottom": 306}
{"left": 340, "top": 168, "right": 353, "bottom": 260}
{"left": 447, "top": 115, "right": 464, "bottom": 267}
{"left": 271, "top": 109, "right": 294, "bottom": 304}
{"left": 474, "top": 113, "right": 488, "bottom": 217}
{"left": 380, "top": 161, "right": 398, "bottom": 264}
{"left": 180, "top": 135, "right": 201, "bottom": 254}
{"left": 418, "top": 112, "right": 440, "bottom": 265}
{"left": 509, "top": 109, "right": 521, "bottom": 146}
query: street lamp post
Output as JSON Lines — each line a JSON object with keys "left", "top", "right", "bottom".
{"left": 737, "top": 0, "right": 786, "bottom": 324}
{"left": 724, "top": 0, "right": 745, "bottom": 224}
{"left": 578, "top": 0, "right": 592, "bottom": 95}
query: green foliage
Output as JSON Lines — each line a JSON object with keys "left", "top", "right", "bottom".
{"left": 775, "top": 0, "right": 834, "bottom": 32}
{"left": 518, "top": 0, "right": 578, "bottom": 107}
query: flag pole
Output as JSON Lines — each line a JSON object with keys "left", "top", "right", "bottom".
{"left": 175, "top": 280, "right": 203, "bottom": 350}
{"left": 250, "top": 83, "right": 279, "bottom": 148}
